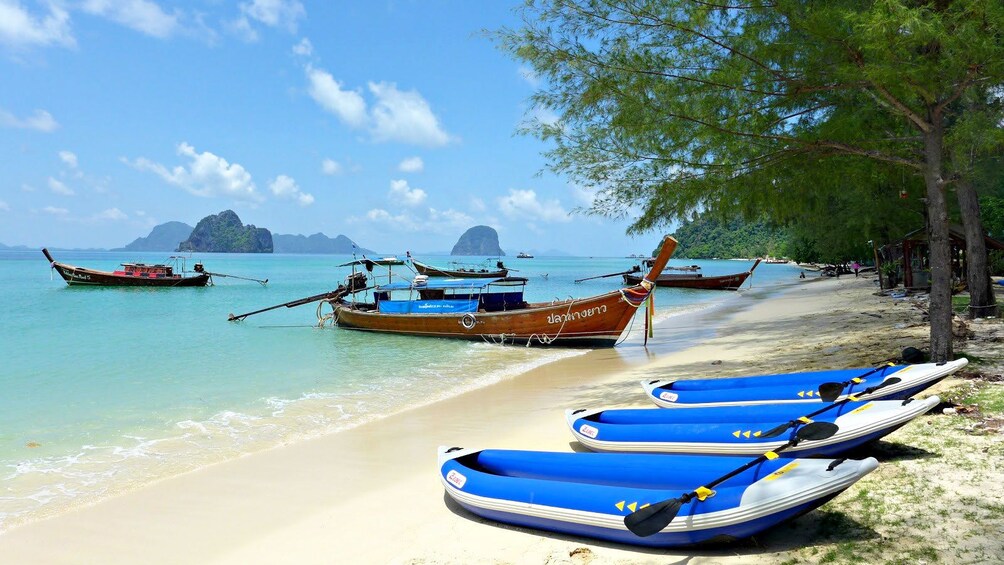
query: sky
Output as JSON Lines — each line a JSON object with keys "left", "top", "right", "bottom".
{"left": 0, "top": 0, "right": 664, "bottom": 256}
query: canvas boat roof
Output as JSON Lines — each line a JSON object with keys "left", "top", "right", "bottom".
{"left": 377, "top": 277, "right": 527, "bottom": 291}
{"left": 337, "top": 257, "right": 405, "bottom": 267}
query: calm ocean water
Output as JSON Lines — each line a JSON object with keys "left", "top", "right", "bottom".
{"left": 0, "top": 249, "right": 801, "bottom": 530}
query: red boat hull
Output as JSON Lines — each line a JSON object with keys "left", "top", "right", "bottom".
{"left": 624, "top": 259, "right": 761, "bottom": 291}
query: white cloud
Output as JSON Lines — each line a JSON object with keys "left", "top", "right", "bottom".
{"left": 93, "top": 207, "right": 127, "bottom": 220}
{"left": 470, "top": 197, "right": 486, "bottom": 212}
{"left": 355, "top": 206, "right": 471, "bottom": 234}
{"left": 497, "top": 189, "right": 570, "bottom": 223}
{"left": 570, "top": 184, "right": 597, "bottom": 207}
{"left": 0, "top": 1, "right": 74, "bottom": 49}
{"left": 0, "top": 200, "right": 9, "bottom": 211}
{"left": 321, "top": 158, "right": 342, "bottom": 175}
{"left": 233, "top": 0, "right": 304, "bottom": 40}
{"left": 398, "top": 156, "right": 423, "bottom": 173}
{"left": 59, "top": 150, "right": 78, "bottom": 168}
{"left": 80, "top": 0, "right": 179, "bottom": 38}
{"left": 292, "top": 37, "right": 311, "bottom": 56}
{"left": 428, "top": 207, "right": 473, "bottom": 228}
{"left": 21, "top": 183, "right": 35, "bottom": 192}
{"left": 48, "top": 177, "right": 74, "bottom": 196}
{"left": 518, "top": 65, "right": 540, "bottom": 88}
{"left": 368, "top": 81, "right": 450, "bottom": 146}
{"left": 0, "top": 108, "right": 59, "bottom": 132}
{"left": 131, "top": 142, "right": 263, "bottom": 202}
{"left": 306, "top": 65, "right": 367, "bottom": 128}
{"left": 43, "top": 205, "right": 68, "bottom": 215}
{"left": 388, "top": 179, "right": 426, "bottom": 207}
{"left": 268, "top": 174, "right": 314, "bottom": 206}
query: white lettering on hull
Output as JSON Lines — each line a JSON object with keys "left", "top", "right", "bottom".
{"left": 547, "top": 305, "right": 607, "bottom": 325}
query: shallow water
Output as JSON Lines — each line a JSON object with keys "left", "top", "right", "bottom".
{"left": 0, "top": 250, "right": 801, "bottom": 529}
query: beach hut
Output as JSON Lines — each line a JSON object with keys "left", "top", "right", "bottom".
{"left": 879, "top": 225, "right": 1004, "bottom": 290}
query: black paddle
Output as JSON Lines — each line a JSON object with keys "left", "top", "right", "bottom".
{"left": 758, "top": 376, "right": 904, "bottom": 438}
{"left": 817, "top": 362, "right": 898, "bottom": 403}
{"left": 624, "top": 421, "right": 839, "bottom": 537}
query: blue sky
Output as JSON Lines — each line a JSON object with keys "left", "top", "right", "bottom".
{"left": 0, "top": 0, "right": 662, "bottom": 256}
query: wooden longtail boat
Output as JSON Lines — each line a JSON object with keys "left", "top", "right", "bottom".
{"left": 328, "top": 236, "right": 677, "bottom": 346}
{"left": 408, "top": 254, "right": 509, "bottom": 278}
{"left": 42, "top": 248, "right": 211, "bottom": 287}
{"left": 624, "top": 258, "right": 760, "bottom": 291}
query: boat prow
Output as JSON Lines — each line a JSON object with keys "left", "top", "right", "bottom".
{"left": 565, "top": 395, "right": 940, "bottom": 456}
{"left": 641, "top": 359, "right": 967, "bottom": 408}
{"left": 438, "top": 446, "right": 877, "bottom": 547}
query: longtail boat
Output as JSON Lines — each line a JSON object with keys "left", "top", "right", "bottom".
{"left": 624, "top": 258, "right": 760, "bottom": 291}
{"left": 42, "top": 248, "right": 211, "bottom": 287}
{"left": 326, "top": 236, "right": 678, "bottom": 346}
{"left": 407, "top": 253, "right": 509, "bottom": 278}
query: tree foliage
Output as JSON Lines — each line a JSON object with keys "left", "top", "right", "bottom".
{"left": 498, "top": 0, "right": 1004, "bottom": 360}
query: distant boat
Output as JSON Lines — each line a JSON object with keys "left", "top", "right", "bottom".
{"left": 327, "top": 236, "right": 678, "bottom": 347}
{"left": 624, "top": 258, "right": 761, "bottom": 291}
{"left": 42, "top": 248, "right": 211, "bottom": 287}
{"left": 408, "top": 253, "right": 508, "bottom": 279}
{"left": 516, "top": 251, "right": 534, "bottom": 259}
{"left": 764, "top": 257, "right": 789, "bottom": 264}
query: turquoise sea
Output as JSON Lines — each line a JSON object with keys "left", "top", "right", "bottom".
{"left": 0, "top": 250, "right": 802, "bottom": 530}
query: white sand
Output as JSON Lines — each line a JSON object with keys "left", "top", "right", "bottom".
{"left": 1, "top": 274, "right": 998, "bottom": 564}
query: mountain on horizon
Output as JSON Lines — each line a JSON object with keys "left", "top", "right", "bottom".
{"left": 272, "top": 233, "right": 374, "bottom": 255}
{"left": 113, "top": 221, "right": 194, "bottom": 252}
{"left": 451, "top": 226, "right": 504, "bottom": 256}
{"left": 178, "top": 210, "right": 272, "bottom": 253}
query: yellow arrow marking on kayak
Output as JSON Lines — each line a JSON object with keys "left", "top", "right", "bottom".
{"left": 627, "top": 502, "right": 637, "bottom": 512}
{"left": 807, "top": 390, "right": 815, "bottom": 397}
{"left": 743, "top": 430, "right": 751, "bottom": 438}
{"left": 615, "top": 501, "right": 625, "bottom": 512}
{"left": 753, "top": 430, "right": 762, "bottom": 437}
{"left": 798, "top": 391, "right": 805, "bottom": 397}
{"left": 733, "top": 430, "right": 741, "bottom": 438}
{"left": 639, "top": 503, "right": 650, "bottom": 509}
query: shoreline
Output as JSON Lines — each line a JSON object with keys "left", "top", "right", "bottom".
{"left": 1, "top": 274, "right": 998, "bottom": 563}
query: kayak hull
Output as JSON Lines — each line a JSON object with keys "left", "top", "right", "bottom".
{"left": 439, "top": 447, "right": 877, "bottom": 547}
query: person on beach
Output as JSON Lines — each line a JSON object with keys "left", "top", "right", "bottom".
{"left": 852, "top": 261, "right": 860, "bottom": 277}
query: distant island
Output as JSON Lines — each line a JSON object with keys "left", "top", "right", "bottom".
{"left": 114, "top": 221, "right": 194, "bottom": 252}
{"left": 273, "top": 233, "right": 374, "bottom": 255}
{"left": 451, "top": 226, "right": 504, "bottom": 256}
{"left": 177, "top": 210, "right": 273, "bottom": 253}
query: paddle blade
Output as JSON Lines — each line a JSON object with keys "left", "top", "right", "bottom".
{"left": 818, "top": 382, "right": 844, "bottom": 402}
{"left": 624, "top": 498, "right": 683, "bottom": 537}
{"left": 759, "top": 421, "right": 794, "bottom": 439}
{"left": 874, "top": 376, "right": 902, "bottom": 391}
{"left": 795, "top": 421, "right": 839, "bottom": 441}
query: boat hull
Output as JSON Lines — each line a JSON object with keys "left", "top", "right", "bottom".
{"left": 51, "top": 262, "right": 210, "bottom": 287}
{"left": 642, "top": 360, "right": 968, "bottom": 408}
{"left": 566, "top": 396, "right": 940, "bottom": 456}
{"left": 625, "top": 258, "right": 760, "bottom": 290}
{"left": 438, "top": 447, "right": 877, "bottom": 547}
{"left": 333, "top": 286, "right": 649, "bottom": 347}
{"left": 412, "top": 260, "right": 508, "bottom": 278}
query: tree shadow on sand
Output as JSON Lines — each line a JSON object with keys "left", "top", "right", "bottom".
{"left": 442, "top": 493, "right": 877, "bottom": 559}
{"left": 839, "top": 439, "right": 938, "bottom": 463}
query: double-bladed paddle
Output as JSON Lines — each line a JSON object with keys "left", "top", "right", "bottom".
{"left": 623, "top": 421, "right": 839, "bottom": 538}
{"left": 758, "top": 376, "right": 904, "bottom": 438}
{"left": 817, "top": 362, "right": 899, "bottom": 402}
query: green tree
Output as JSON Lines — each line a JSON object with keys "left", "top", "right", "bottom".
{"left": 499, "top": 0, "right": 1004, "bottom": 361}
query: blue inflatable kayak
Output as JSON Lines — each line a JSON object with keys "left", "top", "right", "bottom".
{"left": 643, "top": 359, "right": 967, "bottom": 408}
{"left": 439, "top": 446, "right": 877, "bottom": 547}
{"left": 566, "top": 395, "right": 939, "bottom": 456}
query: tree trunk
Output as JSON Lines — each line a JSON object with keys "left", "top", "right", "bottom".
{"left": 956, "top": 179, "right": 998, "bottom": 318}
{"left": 923, "top": 124, "right": 954, "bottom": 363}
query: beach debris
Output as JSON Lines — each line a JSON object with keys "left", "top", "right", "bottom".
{"left": 568, "top": 547, "right": 593, "bottom": 560}
{"left": 711, "top": 360, "right": 722, "bottom": 365}
{"left": 25, "top": 441, "right": 40, "bottom": 448}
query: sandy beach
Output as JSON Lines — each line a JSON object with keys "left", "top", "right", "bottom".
{"left": 2, "top": 273, "right": 1001, "bottom": 564}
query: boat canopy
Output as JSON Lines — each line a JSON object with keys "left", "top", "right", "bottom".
{"left": 337, "top": 257, "right": 404, "bottom": 267}
{"left": 377, "top": 277, "right": 526, "bottom": 292}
